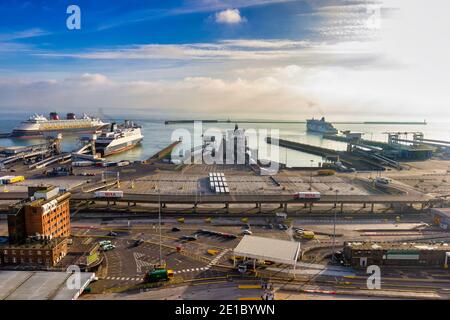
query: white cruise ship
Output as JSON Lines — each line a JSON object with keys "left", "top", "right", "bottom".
{"left": 11, "top": 113, "right": 109, "bottom": 137}
{"left": 95, "top": 121, "right": 144, "bottom": 156}
{"left": 306, "top": 117, "right": 338, "bottom": 134}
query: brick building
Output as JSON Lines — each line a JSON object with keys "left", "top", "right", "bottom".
{"left": 7, "top": 186, "right": 71, "bottom": 242}
{"left": 1, "top": 186, "right": 71, "bottom": 268}
{"left": 1, "top": 238, "right": 68, "bottom": 267}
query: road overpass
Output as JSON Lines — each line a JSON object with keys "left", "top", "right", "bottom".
{"left": 0, "top": 191, "right": 437, "bottom": 213}
{"left": 73, "top": 192, "right": 436, "bottom": 213}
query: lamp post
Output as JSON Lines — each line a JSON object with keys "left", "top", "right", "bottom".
{"left": 158, "top": 185, "right": 162, "bottom": 267}
{"left": 309, "top": 160, "right": 314, "bottom": 191}
{"left": 332, "top": 189, "right": 339, "bottom": 262}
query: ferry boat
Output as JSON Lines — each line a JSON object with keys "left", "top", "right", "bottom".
{"left": 95, "top": 121, "right": 144, "bottom": 156}
{"left": 306, "top": 117, "right": 338, "bottom": 134}
{"left": 11, "top": 113, "right": 109, "bottom": 137}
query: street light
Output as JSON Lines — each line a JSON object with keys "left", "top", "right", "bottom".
{"left": 332, "top": 189, "right": 339, "bottom": 262}
{"left": 158, "top": 183, "right": 162, "bottom": 267}
{"left": 309, "top": 160, "right": 314, "bottom": 191}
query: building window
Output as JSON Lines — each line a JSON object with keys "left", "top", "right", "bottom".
{"left": 37, "top": 258, "right": 42, "bottom": 264}
{"left": 29, "top": 258, "right": 33, "bottom": 263}
{"left": 12, "top": 257, "right": 17, "bottom": 263}
{"left": 37, "top": 250, "right": 42, "bottom": 255}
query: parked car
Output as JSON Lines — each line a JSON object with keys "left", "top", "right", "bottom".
{"left": 241, "top": 230, "right": 253, "bottom": 235}
{"left": 181, "top": 235, "right": 198, "bottom": 241}
{"left": 133, "top": 239, "right": 144, "bottom": 247}
{"left": 278, "top": 224, "right": 288, "bottom": 230}
{"left": 102, "top": 244, "right": 116, "bottom": 251}
{"left": 108, "top": 231, "right": 118, "bottom": 237}
{"left": 171, "top": 227, "right": 181, "bottom": 232}
{"left": 99, "top": 240, "right": 112, "bottom": 246}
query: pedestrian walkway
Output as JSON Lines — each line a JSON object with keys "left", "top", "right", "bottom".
{"left": 206, "top": 248, "right": 230, "bottom": 269}
{"left": 104, "top": 276, "right": 142, "bottom": 282}
{"left": 173, "top": 267, "right": 210, "bottom": 274}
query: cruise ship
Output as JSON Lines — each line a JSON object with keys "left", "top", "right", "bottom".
{"left": 11, "top": 113, "right": 109, "bottom": 137}
{"left": 306, "top": 117, "right": 338, "bottom": 134}
{"left": 95, "top": 121, "right": 144, "bottom": 156}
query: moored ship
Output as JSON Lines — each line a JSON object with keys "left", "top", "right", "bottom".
{"left": 306, "top": 117, "right": 338, "bottom": 134}
{"left": 95, "top": 121, "right": 144, "bottom": 156}
{"left": 11, "top": 113, "right": 109, "bottom": 137}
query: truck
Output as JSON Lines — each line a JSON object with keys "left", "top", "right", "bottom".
{"left": 94, "top": 190, "right": 124, "bottom": 198}
{"left": 72, "top": 161, "right": 95, "bottom": 167}
{"left": 293, "top": 192, "right": 321, "bottom": 200}
{"left": 0, "top": 175, "right": 25, "bottom": 184}
{"left": 117, "top": 161, "right": 130, "bottom": 167}
{"left": 144, "top": 269, "right": 174, "bottom": 283}
{"left": 301, "top": 231, "right": 315, "bottom": 239}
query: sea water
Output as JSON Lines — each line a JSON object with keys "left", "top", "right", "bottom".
{"left": 0, "top": 116, "right": 449, "bottom": 167}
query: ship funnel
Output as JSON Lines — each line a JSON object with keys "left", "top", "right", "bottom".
{"left": 50, "top": 112, "right": 60, "bottom": 120}
{"left": 111, "top": 122, "right": 117, "bottom": 132}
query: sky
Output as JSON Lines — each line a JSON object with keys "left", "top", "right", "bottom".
{"left": 0, "top": 0, "right": 449, "bottom": 121}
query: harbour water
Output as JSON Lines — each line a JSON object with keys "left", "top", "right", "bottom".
{"left": 0, "top": 115, "right": 449, "bottom": 167}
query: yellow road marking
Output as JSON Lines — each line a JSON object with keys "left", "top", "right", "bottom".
{"left": 238, "top": 285, "right": 262, "bottom": 289}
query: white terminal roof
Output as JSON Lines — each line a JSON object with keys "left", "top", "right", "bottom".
{"left": 0, "top": 271, "right": 95, "bottom": 300}
{"left": 233, "top": 235, "right": 301, "bottom": 265}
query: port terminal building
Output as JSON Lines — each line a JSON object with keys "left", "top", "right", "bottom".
{"left": 343, "top": 242, "right": 450, "bottom": 268}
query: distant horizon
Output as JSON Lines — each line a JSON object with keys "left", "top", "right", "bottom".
{"left": 0, "top": 110, "right": 436, "bottom": 124}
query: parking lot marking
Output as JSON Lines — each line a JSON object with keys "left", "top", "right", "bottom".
{"left": 134, "top": 252, "right": 154, "bottom": 273}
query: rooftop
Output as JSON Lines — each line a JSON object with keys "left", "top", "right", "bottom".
{"left": 0, "top": 270, "right": 94, "bottom": 300}
{"left": 233, "top": 235, "right": 301, "bottom": 265}
{"left": 1, "top": 238, "right": 67, "bottom": 250}
{"left": 345, "top": 241, "right": 450, "bottom": 251}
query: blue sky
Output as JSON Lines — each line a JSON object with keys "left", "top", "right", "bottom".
{"left": 0, "top": 0, "right": 449, "bottom": 121}
{"left": 1, "top": 0, "right": 317, "bottom": 74}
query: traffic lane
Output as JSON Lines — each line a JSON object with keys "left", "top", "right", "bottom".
{"left": 73, "top": 193, "right": 433, "bottom": 204}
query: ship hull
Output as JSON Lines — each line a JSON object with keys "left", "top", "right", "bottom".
{"left": 98, "top": 138, "right": 143, "bottom": 156}
{"left": 10, "top": 124, "right": 109, "bottom": 138}
{"left": 306, "top": 121, "right": 338, "bottom": 135}
{"left": 306, "top": 126, "right": 338, "bottom": 135}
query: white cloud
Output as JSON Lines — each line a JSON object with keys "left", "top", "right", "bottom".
{"left": 214, "top": 9, "right": 245, "bottom": 24}
{"left": 0, "top": 28, "right": 48, "bottom": 41}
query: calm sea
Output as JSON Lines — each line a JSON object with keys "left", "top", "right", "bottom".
{"left": 0, "top": 116, "right": 449, "bottom": 167}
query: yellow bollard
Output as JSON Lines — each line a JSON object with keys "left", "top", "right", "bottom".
{"left": 177, "top": 218, "right": 185, "bottom": 223}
